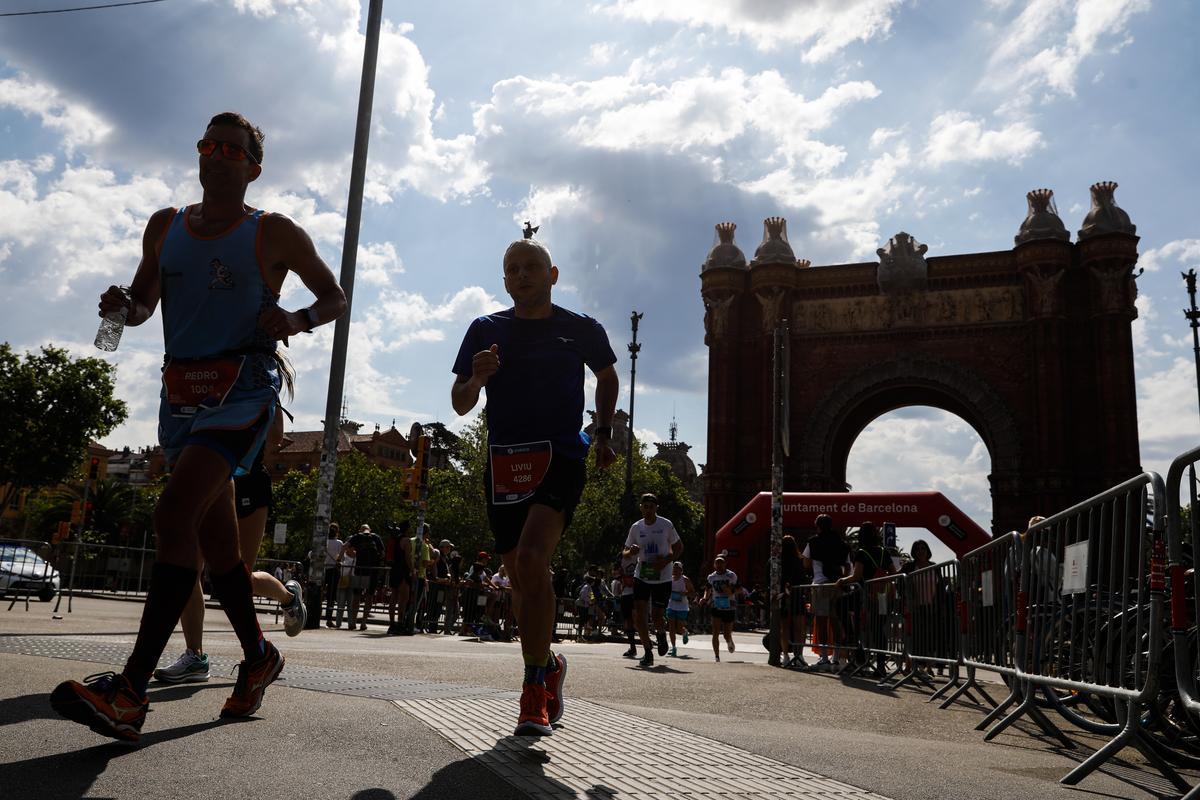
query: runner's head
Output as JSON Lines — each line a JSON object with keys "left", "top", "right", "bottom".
{"left": 672, "top": 561, "right": 683, "bottom": 579}
{"left": 502, "top": 238, "right": 557, "bottom": 309}
{"left": 815, "top": 514, "right": 833, "bottom": 535}
{"left": 198, "top": 111, "right": 263, "bottom": 195}
{"left": 713, "top": 554, "right": 727, "bottom": 573}
{"left": 328, "top": 522, "right": 340, "bottom": 540}
{"left": 639, "top": 493, "right": 657, "bottom": 522}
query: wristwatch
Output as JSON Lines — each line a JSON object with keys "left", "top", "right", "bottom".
{"left": 304, "top": 307, "right": 320, "bottom": 332}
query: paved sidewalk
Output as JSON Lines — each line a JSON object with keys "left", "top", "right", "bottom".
{"left": 0, "top": 596, "right": 1193, "bottom": 799}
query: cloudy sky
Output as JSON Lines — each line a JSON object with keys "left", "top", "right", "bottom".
{"left": 1, "top": 0, "right": 1197, "bottom": 559}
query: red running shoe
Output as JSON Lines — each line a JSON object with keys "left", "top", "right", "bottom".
{"left": 220, "top": 641, "right": 284, "bottom": 718}
{"left": 514, "top": 682, "right": 552, "bottom": 736}
{"left": 50, "top": 671, "right": 148, "bottom": 742}
{"left": 544, "top": 652, "right": 567, "bottom": 725}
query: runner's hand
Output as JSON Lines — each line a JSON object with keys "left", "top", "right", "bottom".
{"left": 593, "top": 438, "right": 616, "bottom": 469}
{"left": 98, "top": 285, "right": 130, "bottom": 317}
{"left": 471, "top": 344, "right": 500, "bottom": 387}
{"left": 258, "top": 306, "right": 305, "bottom": 341}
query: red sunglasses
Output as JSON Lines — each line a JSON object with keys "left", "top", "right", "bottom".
{"left": 196, "top": 138, "right": 258, "bottom": 164}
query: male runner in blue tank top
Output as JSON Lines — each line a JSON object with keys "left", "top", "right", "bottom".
{"left": 50, "top": 112, "right": 346, "bottom": 742}
{"left": 452, "top": 234, "right": 619, "bottom": 736}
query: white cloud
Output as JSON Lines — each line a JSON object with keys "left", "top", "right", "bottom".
{"left": 1139, "top": 239, "right": 1200, "bottom": 274}
{"left": 515, "top": 184, "right": 587, "bottom": 228}
{"left": 925, "top": 111, "right": 1043, "bottom": 166}
{"left": 375, "top": 285, "right": 506, "bottom": 335}
{"left": 596, "top": 0, "right": 905, "bottom": 60}
{"left": 0, "top": 74, "right": 112, "bottom": 153}
{"left": 357, "top": 241, "right": 404, "bottom": 287}
{"left": 869, "top": 127, "right": 903, "bottom": 149}
{"left": 983, "top": 0, "right": 1151, "bottom": 104}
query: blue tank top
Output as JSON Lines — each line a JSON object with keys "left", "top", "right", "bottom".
{"left": 158, "top": 206, "right": 277, "bottom": 359}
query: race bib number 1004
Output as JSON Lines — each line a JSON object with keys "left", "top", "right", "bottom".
{"left": 489, "top": 441, "right": 552, "bottom": 505}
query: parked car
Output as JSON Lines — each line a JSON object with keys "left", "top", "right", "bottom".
{"left": 0, "top": 542, "right": 60, "bottom": 601}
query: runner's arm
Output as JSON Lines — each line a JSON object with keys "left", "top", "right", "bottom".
{"left": 259, "top": 214, "right": 347, "bottom": 339}
{"left": 591, "top": 364, "right": 618, "bottom": 468}
{"left": 98, "top": 208, "right": 172, "bottom": 326}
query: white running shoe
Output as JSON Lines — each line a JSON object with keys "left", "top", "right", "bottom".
{"left": 153, "top": 649, "right": 210, "bottom": 683}
{"left": 282, "top": 580, "right": 306, "bottom": 637}
{"left": 727, "top": 638, "right": 735, "bottom": 653}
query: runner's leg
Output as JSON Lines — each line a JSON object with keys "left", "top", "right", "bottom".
{"left": 199, "top": 482, "right": 268, "bottom": 662}
{"left": 238, "top": 506, "right": 291, "bottom": 604}
{"left": 120, "top": 446, "right": 234, "bottom": 694}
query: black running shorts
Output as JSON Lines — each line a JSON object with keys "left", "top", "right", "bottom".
{"left": 485, "top": 456, "right": 586, "bottom": 555}
{"left": 233, "top": 456, "right": 272, "bottom": 519}
{"left": 633, "top": 578, "right": 671, "bottom": 609}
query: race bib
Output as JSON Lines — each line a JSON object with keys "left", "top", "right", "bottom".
{"left": 163, "top": 357, "right": 245, "bottom": 418}
{"left": 670, "top": 591, "right": 684, "bottom": 603}
{"left": 713, "top": 595, "right": 731, "bottom": 610}
{"left": 620, "top": 575, "right": 636, "bottom": 588}
{"left": 489, "top": 441, "right": 552, "bottom": 505}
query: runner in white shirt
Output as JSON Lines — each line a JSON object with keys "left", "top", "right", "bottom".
{"left": 704, "top": 556, "right": 738, "bottom": 662}
{"left": 665, "top": 562, "right": 694, "bottom": 657}
{"left": 622, "top": 493, "right": 683, "bottom": 667}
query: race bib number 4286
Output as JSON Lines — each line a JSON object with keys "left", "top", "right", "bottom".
{"left": 489, "top": 441, "right": 552, "bottom": 505}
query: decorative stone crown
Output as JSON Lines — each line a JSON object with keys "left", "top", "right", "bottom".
{"left": 701, "top": 221, "right": 748, "bottom": 271}
{"left": 1015, "top": 188, "right": 1069, "bottom": 245}
{"left": 1078, "top": 181, "right": 1136, "bottom": 240}
{"left": 750, "top": 216, "right": 796, "bottom": 267}
{"left": 876, "top": 231, "right": 928, "bottom": 294}
{"left": 796, "top": 258, "right": 812, "bottom": 269}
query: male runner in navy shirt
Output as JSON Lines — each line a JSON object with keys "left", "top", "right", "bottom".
{"left": 452, "top": 234, "right": 618, "bottom": 736}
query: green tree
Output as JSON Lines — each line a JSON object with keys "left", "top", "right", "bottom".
{"left": 0, "top": 344, "right": 127, "bottom": 509}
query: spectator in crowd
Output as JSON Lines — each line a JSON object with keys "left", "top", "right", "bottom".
{"left": 323, "top": 522, "right": 344, "bottom": 627}
{"left": 346, "top": 524, "right": 384, "bottom": 631}
{"left": 778, "top": 534, "right": 810, "bottom": 669}
{"left": 332, "top": 543, "right": 356, "bottom": 629}
{"left": 839, "top": 521, "right": 892, "bottom": 675}
{"left": 575, "top": 571, "right": 595, "bottom": 640}
{"left": 408, "top": 525, "right": 434, "bottom": 632}
{"left": 803, "top": 514, "right": 850, "bottom": 671}
{"left": 615, "top": 552, "right": 638, "bottom": 658}
{"left": 386, "top": 522, "right": 412, "bottom": 635}
{"left": 438, "top": 539, "right": 462, "bottom": 634}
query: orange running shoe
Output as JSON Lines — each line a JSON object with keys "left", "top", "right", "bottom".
{"left": 544, "top": 652, "right": 567, "bottom": 725}
{"left": 50, "top": 671, "right": 148, "bottom": 742}
{"left": 219, "top": 641, "right": 284, "bottom": 718}
{"left": 514, "top": 682, "right": 552, "bottom": 736}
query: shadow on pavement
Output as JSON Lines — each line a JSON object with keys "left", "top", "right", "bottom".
{"left": 4, "top": 719, "right": 236, "bottom": 800}
{"left": 625, "top": 664, "right": 688, "bottom": 674}
{"left": 409, "top": 736, "right": 578, "bottom": 800}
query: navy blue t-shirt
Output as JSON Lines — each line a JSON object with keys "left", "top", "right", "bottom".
{"left": 453, "top": 305, "right": 616, "bottom": 461}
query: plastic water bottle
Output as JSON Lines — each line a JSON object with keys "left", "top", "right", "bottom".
{"left": 94, "top": 286, "right": 131, "bottom": 352}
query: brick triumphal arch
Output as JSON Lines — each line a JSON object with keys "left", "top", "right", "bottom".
{"left": 700, "top": 183, "right": 1143, "bottom": 560}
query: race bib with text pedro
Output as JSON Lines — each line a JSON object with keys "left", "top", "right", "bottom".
{"left": 163, "top": 356, "right": 245, "bottom": 418}
{"left": 489, "top": 441, "right": 553, "bottom": 505}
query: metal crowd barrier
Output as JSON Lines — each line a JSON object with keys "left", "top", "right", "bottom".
{"left": 1166, "top": 444, "right": 1200, "bottom": 800}
{"left": 985, "top": 472, "right": 1185, "bottom": 790}
{"left": 905, "top": 559, "right": 975, "bottom": 704}
{"left": 950, "top": 533, "right": 1021, "bottom": 714}
{"left": 855, "top": 574, "right": 914, "bottom": 687}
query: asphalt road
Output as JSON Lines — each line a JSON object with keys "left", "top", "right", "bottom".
{"left": 0, "top": 595, "right": 1192, "bottom": 799}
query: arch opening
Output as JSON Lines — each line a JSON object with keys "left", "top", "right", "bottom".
{"left": 846, "top": 406, "right": 992, "bottom": 564}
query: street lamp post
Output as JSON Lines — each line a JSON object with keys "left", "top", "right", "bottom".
{"left": 1183, "top": 269, "right": 1200, "bottom": 423}
{"left": 621, "top": 311, "right": 644, "bottom": 519}
{"left": 305, "top": 0, "right": 384, "bottom": 627}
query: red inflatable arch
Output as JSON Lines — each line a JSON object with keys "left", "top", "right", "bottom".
{"left": 713, "top": 491, "right": 991, "bottom": 577}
